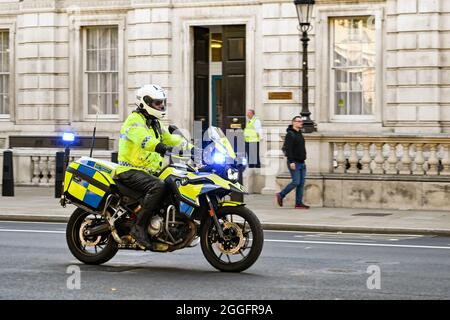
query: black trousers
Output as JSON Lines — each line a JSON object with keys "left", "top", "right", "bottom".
{"left": 245, "top": 142, "right": 261, "bottom": 168}
{"left": 117, "top": 170, "right": 166, "bottom": 226}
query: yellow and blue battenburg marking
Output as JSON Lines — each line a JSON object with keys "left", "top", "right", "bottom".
{"left": 64, "top": 162, "right": 111, "bottom": 209}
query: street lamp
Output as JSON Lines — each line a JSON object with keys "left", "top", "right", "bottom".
{"left": 294, "top": 0, "right": 316, "bottom": 133}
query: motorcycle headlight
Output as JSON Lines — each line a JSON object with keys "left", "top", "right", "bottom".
{"left": 226, "top": 168, "right": 239, "bottom": 182}
{"left": 213, "top": 152, "right": 226, "bottom": 165}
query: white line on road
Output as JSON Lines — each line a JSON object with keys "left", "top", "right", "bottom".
{"left": 265, "top": 239, "right": 450, "bottom": 250}
{"left": 265, "top": 229, "right": 424, "bottom": 237}
{"left": 0, "top": 221, "right": 66, "bottom": 225}
{"left": 0, "top": 229, "right": 65, "bottom": 234}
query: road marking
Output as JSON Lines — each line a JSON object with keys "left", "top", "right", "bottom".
{"left": 294, "top": 235, "right": 401, "bottom": 243}
{"left": 0, "top": 229, "right": 65, "bottom": 234}
{"left": 265, "top": 229, "right": 424, "bottom": 237}
{"left": 265, "top": 239, "right": 450, "bottom": 250}
{"left": 0, "top": 221, "right": 67, "bottom": 225}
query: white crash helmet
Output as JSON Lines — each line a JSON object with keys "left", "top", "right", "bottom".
{"left": 136, "top": 84, "right": 167, "bottom": 119}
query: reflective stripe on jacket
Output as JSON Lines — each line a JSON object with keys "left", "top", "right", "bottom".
{"left": 117, "top": 111, "right": 184, "bottom": 175}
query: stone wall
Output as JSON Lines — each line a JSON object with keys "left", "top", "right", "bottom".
{"left": 277, "top": 174, "right": 450, "bottom": 211}
{"left": 16, "top": 10, "right": 70, "bottom": 125}
{"left": 127, "top": 6, "right": 172, "bottom": 116}
{"left": 385, "top": 0, "right": 450, "bottom": 132}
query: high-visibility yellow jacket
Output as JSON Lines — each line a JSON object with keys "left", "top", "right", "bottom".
{"left": 244, "top": 116, "right": 261, "bottom": 143}
{"left": 116, "top": 111, "right": 184, "bottom": 175}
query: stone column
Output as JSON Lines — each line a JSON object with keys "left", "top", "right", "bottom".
{"left": 39, "top": 156, "right": 49, "bottom": 184}
{"left": 360, "top": 143, "right": 372, "bottom": 174}
{"left": 386, "top": 143, "right": 398, "bottom": 175}
{"left": 31, "top": 156, "right": 40, "bottom": 184}
{"left": 48, "top": 156, "right": 56, "bottom": 185}
{"left": 441, "top": 144, "right": 450, "bottom": 175}
{"left": 399, "top": 143, "right": 412, "bottom": 174}
{"left": 373, "top": 143, "right": 385, "bottom": 174}
{"left": 427, "top": 144, "right": 439, "bottom": 175}
{"left": 334, "top": 142, "right": 346, "bottom": 173}
{"left": 413, "top": 143, "right": 425, "bottom": 175}
{"left": 347, "top": 142, "right": 359, "bottom": 174}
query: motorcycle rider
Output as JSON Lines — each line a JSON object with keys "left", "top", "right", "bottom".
{"left": 116, "top": 84, "right": 189, "bottom": 249}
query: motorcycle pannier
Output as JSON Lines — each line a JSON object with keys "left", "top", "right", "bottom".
{"left": 63, "top": 162, "right": 112, "bottom": 210}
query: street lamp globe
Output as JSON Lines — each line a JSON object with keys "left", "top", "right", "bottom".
{"left": 294, "top": 0, "right": 315, "bottom": 31}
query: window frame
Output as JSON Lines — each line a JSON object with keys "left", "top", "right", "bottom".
{"left": 70, "top": 15, "right": 125, "bottom": 122}
{"left": 315, "top": 5, "right": 384, "bottom": 124}
{"left": 82, "top": 25, "right": 119, "bottom": 120}
{"left": 0, "top": 24, "right": 14, "bottom": 121}
{"left": 330, "top": 16, "right": 376, "bottom": 120}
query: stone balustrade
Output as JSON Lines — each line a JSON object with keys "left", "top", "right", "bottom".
{"left": 274, "top": 133, "right": 450, "bottom": 210}
{"left": 0, "top": 149, "right": 113, "bottom": 186}
{"left": 329, "top": 137, "right": 450, "bottom": 176}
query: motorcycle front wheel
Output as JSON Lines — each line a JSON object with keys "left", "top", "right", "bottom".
{"left": 200, "top": 206, "right": 264, "bottom": 272}
{"left": 66, "top": 208, "right": 118, "bottom": 265}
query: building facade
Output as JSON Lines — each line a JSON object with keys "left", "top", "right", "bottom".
{"left": 0, "top": 0, "right": 449, "bottom": 210}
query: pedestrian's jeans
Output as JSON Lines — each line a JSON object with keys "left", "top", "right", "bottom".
{"left": 279, "top": 161, "right": 307, "bottom": 205}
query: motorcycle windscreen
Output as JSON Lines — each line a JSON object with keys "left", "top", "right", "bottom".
{"left": 206, "top": 126, "right": 236, "bottom": 159}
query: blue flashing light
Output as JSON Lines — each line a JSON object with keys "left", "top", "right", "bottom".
{"left": 62, "top": 132, "right": 75, "bottom": 143}
{"left": 213, "top": 152, "right": 226, "bottom": 165}
{"left": 242, "top": 157, "right": 248, "bottom": 166}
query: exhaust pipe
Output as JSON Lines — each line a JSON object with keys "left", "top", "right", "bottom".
{"left": 85, "top": 223, "right": 110, "bottom": 236}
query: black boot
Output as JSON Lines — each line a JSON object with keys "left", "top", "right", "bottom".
{"left": 130, "top": 209, "right": 152, "bottom": 249}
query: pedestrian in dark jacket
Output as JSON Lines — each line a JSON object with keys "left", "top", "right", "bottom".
{"left": 276, "top": 116, "right": 310, "bottom": 209}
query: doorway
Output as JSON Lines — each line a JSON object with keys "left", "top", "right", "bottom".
{"left": 193, "top": 25, "right": 246, "bottom": 134}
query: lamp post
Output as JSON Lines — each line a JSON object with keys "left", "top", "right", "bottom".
{"left": 294, "top": 0, "right": 316, "bottom": 133}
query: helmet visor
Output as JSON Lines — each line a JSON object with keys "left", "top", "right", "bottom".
{"left": 143, "top": 96, "right": 166, "bottom": 112}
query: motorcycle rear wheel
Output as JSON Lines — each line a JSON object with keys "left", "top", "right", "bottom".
{"left": 66, "top": 208, "right": 118, "bottom": 265}
{"left": 200, "top": 206, "right": 264, "bottom": 273}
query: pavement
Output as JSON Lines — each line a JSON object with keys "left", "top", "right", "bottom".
{"left": 1, "top": 187, "right": 450, "bottom": 236}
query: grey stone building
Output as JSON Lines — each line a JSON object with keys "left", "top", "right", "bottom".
{"left": 0, "top": 0, "right": 449, "bottom": 210}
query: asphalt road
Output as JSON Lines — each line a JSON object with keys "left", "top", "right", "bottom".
{"left": 0, "top": 221, "right": 449, "bottom": 300}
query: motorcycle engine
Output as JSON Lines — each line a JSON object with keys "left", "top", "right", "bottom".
{"left": 147, "top": 215, "right": 164, "bottom": 237}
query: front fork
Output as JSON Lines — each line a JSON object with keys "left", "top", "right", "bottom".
{"left": 205, "top": 194, "right": 225, "bottom": 239}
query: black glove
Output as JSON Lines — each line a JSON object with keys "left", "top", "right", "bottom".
{"left": 155, "top": 143, "right": 173, "bottom": 157}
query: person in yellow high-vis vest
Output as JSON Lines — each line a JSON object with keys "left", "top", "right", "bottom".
{"left": 244, "top": 109, "right": 262, "bottom": 168}
{"left": 116, "top": 84, "right": 189, "bottom": 249}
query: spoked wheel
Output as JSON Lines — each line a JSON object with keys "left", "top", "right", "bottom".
{"left": 66, "top": 208, "right": 118, "bottom": 265}
{"left": 200, "top": 206, "right": 264, "bottom": 272}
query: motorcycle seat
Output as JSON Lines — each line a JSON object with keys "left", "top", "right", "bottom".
{"left": 113, "top": 179, "right": 145, "bottom": 201}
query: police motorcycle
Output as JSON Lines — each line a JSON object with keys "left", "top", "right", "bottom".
{"left": 62, "top": 126, "right": 263, "bottom": 272}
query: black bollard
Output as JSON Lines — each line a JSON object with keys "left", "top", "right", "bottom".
{"left": 2, "top": 150, "right": 14, "bottom": 197}
{"left": 111, "top": 151, "right": 118, "bottom": 164}
{"left": 55, "top": 151, "right": 65, "bottom": 198}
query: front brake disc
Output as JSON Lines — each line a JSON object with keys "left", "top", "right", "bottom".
{"left": 217, "top": 221, "right": 246, "bottom": 255}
